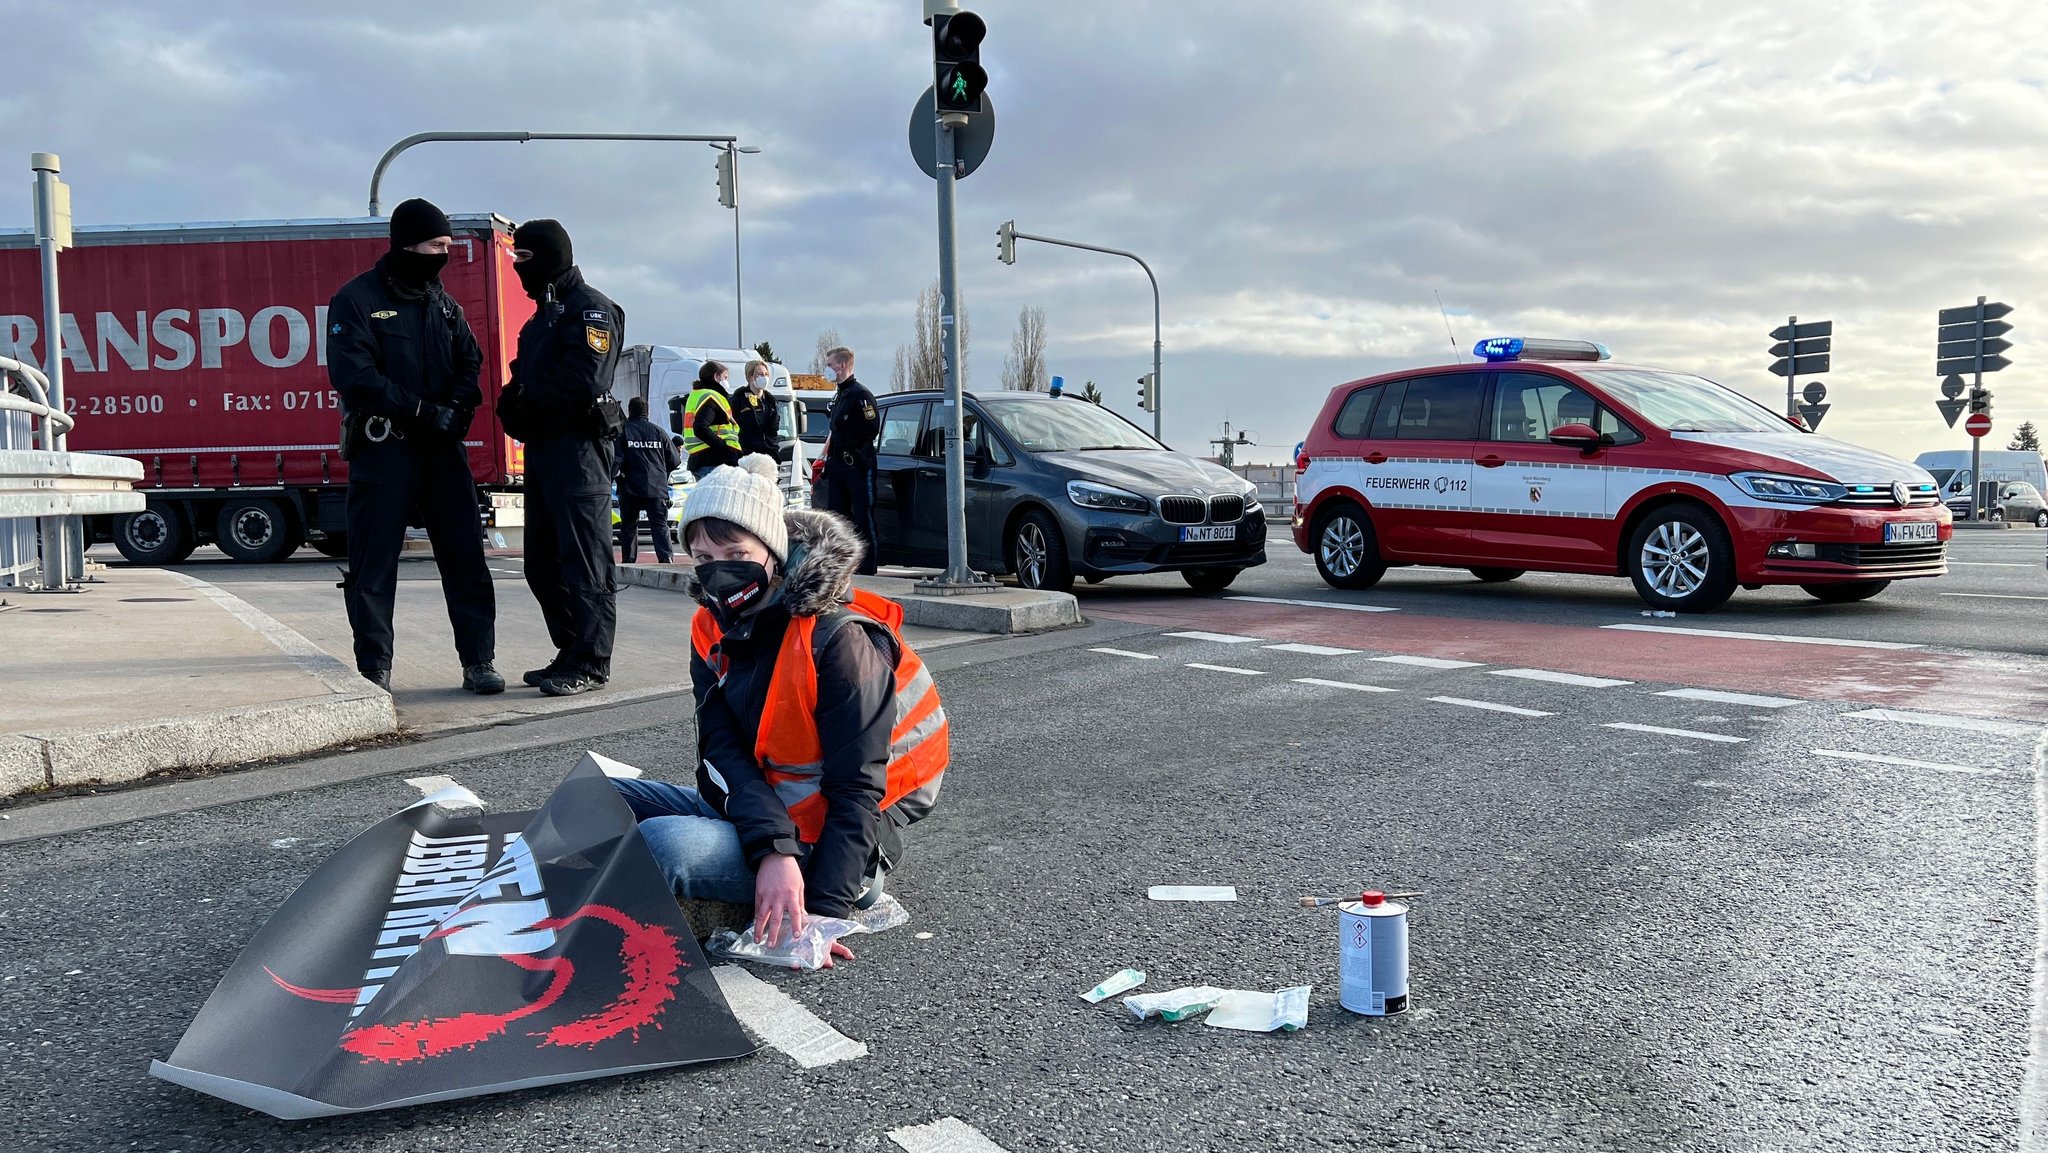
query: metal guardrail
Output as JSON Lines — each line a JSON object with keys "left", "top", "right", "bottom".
{"left": 1, "top": 356, "right": 141, "bottom": 589}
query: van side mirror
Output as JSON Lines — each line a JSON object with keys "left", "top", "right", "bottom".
{"left": 1547, "top": 422, "right": 1606, "bottom": 454}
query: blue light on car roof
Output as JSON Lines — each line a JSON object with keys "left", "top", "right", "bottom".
{"left": 1472, "top": 336, "right": 1611, "bottom": 363}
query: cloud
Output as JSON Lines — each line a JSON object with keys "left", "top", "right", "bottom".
{"left": 0, "top": 0, "right": 2043, "bottom": 462}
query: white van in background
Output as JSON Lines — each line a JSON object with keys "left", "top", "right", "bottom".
{"left": 612, "top": 345, "right": 808, "bottom": 507}
{"left": 1914, "top": 449, "right": 2047, "bottom": 519}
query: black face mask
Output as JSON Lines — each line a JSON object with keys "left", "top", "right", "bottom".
{"left": 387, "top": 248, "right": 448, "bottom": 288}
{"left": 696, "top": 560, "right": 773, "bottom": 629}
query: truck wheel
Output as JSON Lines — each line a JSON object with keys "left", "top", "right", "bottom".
{"left": 113, "top": 505, "right": 192, "bottom": 566}
{"left": 1311, "top": 502, "right": 1387, "bottom": 590}
{"left": 311, "top": 534, "right": 349, "bottom": 559}
{"left": 1801, "top": 580, "right": 1891, "bottom": 604}
{"left": 215, "top": 499, "right": 298, "bottom": 564}
{"left": 1626, "top": 504, "right": 1736, "bottom": 612}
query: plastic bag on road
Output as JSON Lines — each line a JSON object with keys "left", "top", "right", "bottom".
{"left": 847, "top": 893, "right": 911, "bottom": 935}
{"left": 706, "top": 917, "right": 863, "bottom": 971}
{"left": 1205, "top": 985, "right": 1311, "bottom": 1032}
{"left": 1124, "top": 985, "right": 1228, "bottom": 1022}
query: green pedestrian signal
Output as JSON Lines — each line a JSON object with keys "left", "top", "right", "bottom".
{"left": 932, "top": 11, "right": 988, "bottom": 115}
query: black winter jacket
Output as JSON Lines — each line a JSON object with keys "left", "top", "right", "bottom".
{"left": 615, "top": 417, "right": 682, "bottom": 499}
{"left": 325, "top": 255, "right": 483, "bottom": 436}
{"left": 499, "top": 266, "right": 625, "bottom": 494}
{"left": 687, "top": 509, "right": 896, "bottom": 917}
{"left": 732, "top": 386, "right": 781, "bottom": 459}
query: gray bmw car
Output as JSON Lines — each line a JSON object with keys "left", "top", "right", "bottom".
{"left": 823, "top": 391, "right": 1268, "bottom": 592}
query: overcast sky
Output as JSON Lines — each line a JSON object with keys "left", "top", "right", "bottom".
{"left": 3, "top": 0, "right": 2043, "bottom": 462}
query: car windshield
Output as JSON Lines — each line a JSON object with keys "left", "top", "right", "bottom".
{"left": 982, "top": 398, "right": 1163, "bottom": 452}
{"left": 1587, "top": 369, "right": 1792, "bottom": 435}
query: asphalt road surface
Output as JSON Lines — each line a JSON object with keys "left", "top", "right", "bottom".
{"left": 5, "top": 532, "right": 2044, "bottom": 1151}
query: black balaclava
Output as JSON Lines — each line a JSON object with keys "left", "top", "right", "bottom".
{"left": 386, "top": 198, "right": 453, "bottom": 287}
{"left": 512, "top": 219, "right": 574, "bottom": 300}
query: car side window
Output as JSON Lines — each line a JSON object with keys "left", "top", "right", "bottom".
{"left": 917, "top": 407, "right": 1011, "bottom": 465}
{"left": 1332, "top": 384, "right": 1382, "bottom": 439}
{"left": 1491, "top": 372, "right": 1598, "bottom": 441}
{"left": 1367, "top": 380, "right": 1409, "bottom": 439}
{"left": 1595, "top": 407, "right": 1643, "bottom": 446}
{"left": 1394, "top": 373, "right": 1483, "bottom": 440}
{"left": 878, "top": 404, "right": 926, "bottom": 457}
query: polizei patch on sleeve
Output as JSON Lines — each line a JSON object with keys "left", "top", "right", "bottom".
{"left": 585, "top": 326, "right": 612, "bottom": 354}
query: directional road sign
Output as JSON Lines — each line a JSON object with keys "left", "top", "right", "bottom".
{"left": 1770, "top": 337, "right": 1832, "bottom": 358}
{"left": 1966, "top": 412, "right": 1993, "bottom": 438}
{"left": 1936, "top": 354, "right": 2011, "bottom": 376}
{"left": 1770, "top": 320, "right": 1833, "bottom": 341}
{"left": 1940, "top": 302, "right": 2013, "bottom": 324}
{"left": 1769, "top": 353, "right": 1830, "bottom": 377}
{"left": 1940, "top": 374, "right": 1967, "bottom": 399}
{"left": 1937, "top": 337, "right": 2012, "bottom": 360}
{"left": 1798, "top": 402, "right": 1830, "bottom": 430}
{"left": 1937, "top": 397, "right": 1967, "bottom": 427}
{"left": 1939, "top": 319, "right": 2012, "bottom": 341}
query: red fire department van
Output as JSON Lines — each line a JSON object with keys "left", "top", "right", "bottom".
{"left": 0, "top": 215, "right": 534, "bottom": 564}
{"left": 1293, "top": 337, "right": 1952, "bottom": 612}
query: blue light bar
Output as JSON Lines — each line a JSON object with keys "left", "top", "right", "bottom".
{"left": 1472, "top": 336, "right": 1611, "bottom": 363}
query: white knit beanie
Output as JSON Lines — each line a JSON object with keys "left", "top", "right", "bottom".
{"left": 681, "top": 455, "right": 789, "bottom": 563}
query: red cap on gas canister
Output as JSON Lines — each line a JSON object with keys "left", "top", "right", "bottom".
{"left": 1360, "top": 890, "right": 1385, "bottom": 907}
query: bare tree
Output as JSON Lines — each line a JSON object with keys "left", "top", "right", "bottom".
{"left": 889, "top": 345, "right": 909, "bottom": 393}
{"left": 809, "top": 329, "right": 842, "bottom": 375}
{"left": 1000, "top": 305, "right": 1049, "bottom": 391}
{"left": 903, "top": 282, "right": 970, "bottom": 391}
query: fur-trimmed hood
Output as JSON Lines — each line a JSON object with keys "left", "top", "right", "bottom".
{"left": 683, "top": 507, "right": 863, "bottom": 618}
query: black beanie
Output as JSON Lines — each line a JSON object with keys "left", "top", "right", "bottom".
{"left": 512, "top": 219, "right": 573, "bottom": 280}
{"left": 389, "top": 198, "right": 453, "bottom": 250}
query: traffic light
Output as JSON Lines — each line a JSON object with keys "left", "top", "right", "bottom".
{"left": 715, "top": 150, "right": 736, "bottom": 209}
{"left": 933, "top": 10, "right": 988, "bottom": 114}
{"left": 997, "top": 220, "right": 1016, "bottom": 265}
{"left": 1137, "top": 373, "right": 1156, "bottom": 412}
{"left": 1969, "top": 387, "right": 1993, "bottom": 416}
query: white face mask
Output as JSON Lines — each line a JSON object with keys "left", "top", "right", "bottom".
{"left": 749, "top": 376, "right": 766, "bottom": 391}
{"left": 823, "top": 365, "right": 840, "bottom": 384}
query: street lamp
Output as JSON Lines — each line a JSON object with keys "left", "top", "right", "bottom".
{"left": 712, "top": 143, "right": 763, "bottom": 350}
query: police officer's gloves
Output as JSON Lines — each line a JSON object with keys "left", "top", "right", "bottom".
{"left": 417, "top": 401, "right": 464, "bottom": 437}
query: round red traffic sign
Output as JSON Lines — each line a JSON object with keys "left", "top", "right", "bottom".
{"left": 1967, "top": 413, "right": 1993, "bottom": 438}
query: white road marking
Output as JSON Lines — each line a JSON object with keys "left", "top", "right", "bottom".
{"left": 1148, "top": 885, "right": 1237, "bottom": 901}
{"left": 711, "top": 966, "right": 868, "bottom": 1068}
{"left": 1810, "top": 749, "right": 1996, "bottom": 776}
{"left": 1429, "top": 696, "right": 1552, "bottom": 717}
{"left": 1226, "top": 595, "right": 1399, "bottom": 613}
{"left": 1372, "top": 654, "right": 1484, "bottom": 670}
{"left": 1600, "top": 623, "right": 1924, "bottom": 650}
{"left": 1264, "top": 642, "right": 1363, "bottom": 656}
{"left": 1603, "top": 722, "right": 1748, "bottom": 744}
{"left": 1089, "top": 647, "right": 1159, "bottom": 660}
{"left": 1294, "top": 677, "right": 1399, "bottom": 694}
{"left": 1657, "top": 688, "right": 1803, "bottom": 709}
{"left": 1186, "top": 663, "right": 1265, "bottom": 676}
{"left": 1945, "top": 592, "right": 2048, "bottom": 602}
{"left": 889, "top": 1117, "right": 1014, "bottom": 1153}
{"left": 2023, "top": 730, "right": 2048, "bottom": 1151}
{"left": 1490, "top": 668, "right": 1634, "bottom": 689}
{"left": 1844, "top": 709, "right": 2041, "bottom": 737}
{"left": 1166, "top": 631, "right": 1264, "bottom": 644}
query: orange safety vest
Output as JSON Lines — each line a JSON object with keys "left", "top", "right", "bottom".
{"left": 690, "top": 587, "right": 948, "bottom": 843}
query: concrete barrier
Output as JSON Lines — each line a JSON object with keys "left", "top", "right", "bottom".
{"left": 617, "top": 564, "right": 1081, "bottom": 635}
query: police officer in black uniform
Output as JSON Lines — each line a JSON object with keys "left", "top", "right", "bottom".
{"left": 615, "top": 395, "right": 682, "bottom": 564}
{"left": 326, "top": 198, "right": 501, "bottom": 695}
{"left": 494, "top": 219, "right": 625, "bottom": 697}
{"left": 820, "top": 345, "right": 881, "bottom": 574}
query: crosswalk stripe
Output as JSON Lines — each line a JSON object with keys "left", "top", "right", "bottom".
{"left": 711, "top": 966, "right": 868, "bottom": 1068}
{"left": 1264, "top": 642, "right": 1363, "bottom": 656}
{"left": 1089, "top": 647, "right": 1159, "bottom": 660}
{"left": 1810, "top": 749, "right": 1997, "bottom": 776}
{"left": 1294, "top": 677, "right": 1399, "bottom": 693}
{"left": 1843, "top": 709, "right": 2041, "bottom": 737}
{"left": 1429, "top": 696, "right": 1551, "bottom": 717}
{"left": 1489, "top": 668, "right": 1634, "bottom": 689}
{"left": 1166, "top": 631, "right": 1264, "bottom": 644}
{"left": 1603, "top": 722, "right": 1747, "bottom": 744}
{"left": 1186, "top": 663, "right": 1265, "bottom": 676}
{"left": 1227, "top": 595, "right": 1398, "bottom": 613}
{"left": 889, "top": 1117, "right": 1014, "bottom": 1153}
{"left": 1656, "top": 688, "right": 1803, "bottom": 709}
{"left": 1600, "top": 623, "right": 1923, "bottom": 650}
{"left": 1371, "top": 655, "right": 1483, "bottom": 670}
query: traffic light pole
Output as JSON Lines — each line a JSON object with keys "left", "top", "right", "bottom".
{"left": 1969, "top": 296, "right": 1985, "bottom": 523}
{"left": 31, "top": 153, "right": 74, "bottom": 591}
{"left": 923, "top": 112, "right": 987, "bottom": 591}
{"left": 1002, "top": 226, "right": 1163, "bottom": 441}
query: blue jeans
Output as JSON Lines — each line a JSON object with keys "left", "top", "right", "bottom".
{"left": 612, "top": 778, "right": 756, "bottom": 903}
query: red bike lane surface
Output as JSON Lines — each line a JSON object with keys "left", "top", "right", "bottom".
{"left": 1086, "top": 597, "right": 2048, "bottom": 723}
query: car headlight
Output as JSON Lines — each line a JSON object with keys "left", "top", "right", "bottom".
{"left": 1067, "top": 480, "right": 1151, "bottom": 514}
{"left": 1239, "top": 481, "right": 1262, "bottom": 514}
{"left": 1734, "top": 473, "right": 1847, "bottom": 504}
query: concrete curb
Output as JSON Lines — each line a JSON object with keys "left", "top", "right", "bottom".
{"left": 616, "top": 564, "right": 1082, "bottom": 635}
{"left": 4, "top": 573, "right": 399, "bottom": 797}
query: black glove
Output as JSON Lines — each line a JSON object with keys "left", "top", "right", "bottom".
{"left": 418, "top": 401, "right": 462, "bottom": 436}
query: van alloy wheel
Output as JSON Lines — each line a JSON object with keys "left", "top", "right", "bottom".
{"left": 1017, "top": 521, "right": 1049, "bottom": 586}
{"left": 1319, "top": 515, "right": 1366, "bottom": 579}
{"left": 1639, "top": 521, "right": 1710, "bottom": 599}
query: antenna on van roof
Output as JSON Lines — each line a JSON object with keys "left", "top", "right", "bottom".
{"left": 1434, "top": 290, "right": 1464, "bottom": 364}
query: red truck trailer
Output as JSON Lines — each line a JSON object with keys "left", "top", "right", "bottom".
{"left": 0, "top": 215, "right": 534, "bottom": 564}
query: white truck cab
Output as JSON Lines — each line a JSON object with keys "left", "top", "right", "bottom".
{"left": 612, "top": 345, "right": 808, "bottom": 507}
